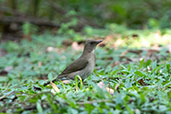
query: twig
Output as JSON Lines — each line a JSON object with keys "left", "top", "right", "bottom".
{"left": 0, "top": 16, "right": 60, "bottom": 28}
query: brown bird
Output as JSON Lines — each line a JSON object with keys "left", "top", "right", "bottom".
{"left": 44, "top": 40, "right": 102, "bottom": 86}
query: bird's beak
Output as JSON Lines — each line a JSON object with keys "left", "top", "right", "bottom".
{"left": 96, "top": 40, "right": 103, "bottom": 44}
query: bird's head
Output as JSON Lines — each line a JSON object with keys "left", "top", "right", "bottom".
{"left": 83, "top": 40, "right": 103, "bottom": 54}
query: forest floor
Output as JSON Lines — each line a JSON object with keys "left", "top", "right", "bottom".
{"left": 0, "top": 25, "right": 171, "bottom": 113}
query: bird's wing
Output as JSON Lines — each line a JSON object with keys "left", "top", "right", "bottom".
{"left": 60, "top": 57, "right": 88, "bottom": 75}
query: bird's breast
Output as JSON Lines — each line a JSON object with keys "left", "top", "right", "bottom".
{"left": 81, "top": 53, "right": 95, "bottom": 79}
{"left": 87, "top": 53, "right": 95, "bottom": 71}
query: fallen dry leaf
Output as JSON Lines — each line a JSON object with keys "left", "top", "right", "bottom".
{"left": 62, "top": 40, "right": 73, "bottom": 46}
{"left": 97, "top": 81, "right": 105, "bottom": 88}
{"left": 111, "top": 61, "right": 120, "bottom": 67}
{"left": 120, "top": 50, "right": 129, "bottom": 56}
{"left": 103, "top": 34, "right": 123, "bottom": 48}
{"left": 62, "top": 80, "right": 71, "bottom": 84}
{"left": 147, "top": 49, "right": 160, "bottom": 56}
{"left": 4, "top": 66, "right": 13, "bottom": 72}
{"left": 137, "top": 79, "right": 148, "bottom": 86}
{"left": 46, "top": 46, "right": 54, "bottom": 52}
{"left": 114, "top": 38, "right": 124, "bottom": 47}
{"left": 38, "top": 62, "right": 42, "bottom": 67}
{"left": 97, "top": 81, "right": 114, "bottom": 94}
{"left": 128, "top": 50, "right": 143, "bottom": 55}
{"left": 106, "top": 87, "right": 114, "bottom": 94}
{"left": 50, "top": 81, "right": 60, "bottom": 94}
{"left": 46, "top": 46, "right": 64, "bottom": 53}
{"left": 72, "top": 42, "right": 84, "bottom": 51}
{"left": 121, "top": 49, "right": 143, "bottom": 56}
{"left": 107, "top": 57, "right": 113, "bottom": 60}
{"left": 103, "top": 35, "right": 113, "bottom": 43}
{"left": 23, "top": 34, "right": 32, "bottom": 41}
{"left": 120, "top": 55, "right": 133, "bottom": 62}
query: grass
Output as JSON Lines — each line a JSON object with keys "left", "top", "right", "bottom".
{"left": 0, "top": 26, "right": 171, "bottom": 113}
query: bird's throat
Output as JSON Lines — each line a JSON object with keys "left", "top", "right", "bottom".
{"left": 91, "top": 49, "right": 95, "bottom": 53}
{"left": 83, "top": 49, "right": 95, "bottom": 56}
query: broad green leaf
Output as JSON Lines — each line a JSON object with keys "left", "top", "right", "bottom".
{"left": 48, "top": 73, "right": 53, "bottom": 81}
{"left": 134, "top": 71, "right": 146, "bottom": 77}
{"left": 36, "top": 100, "right": 43, "bottom": 113}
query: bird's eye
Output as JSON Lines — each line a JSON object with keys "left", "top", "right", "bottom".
{"left": 90, "top": 42, "right": 94, "bottom": 45}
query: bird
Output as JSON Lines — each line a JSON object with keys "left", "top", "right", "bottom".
{"left": 44, "top": 40, "right": 102, "bottom": 86}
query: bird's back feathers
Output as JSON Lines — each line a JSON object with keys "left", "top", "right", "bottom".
{"left": 59, "top": 57, "right": 88, "bottom": 77}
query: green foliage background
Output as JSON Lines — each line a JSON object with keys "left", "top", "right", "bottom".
{"left": 0, "top": 26, "right": 171, "bottom": 113}
{"left": 0, "top": 0, "right": 171, "bottom": 28}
